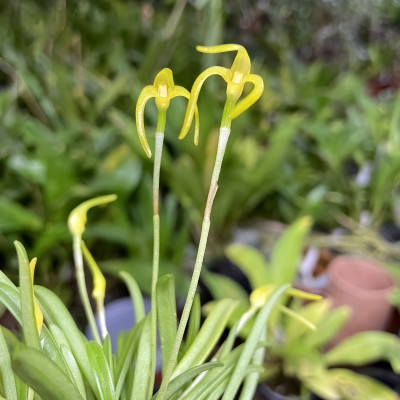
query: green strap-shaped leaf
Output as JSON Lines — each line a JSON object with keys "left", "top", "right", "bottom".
{"left": 60, "top": 345, "right": 87, "bottom": 400}
{"left": 303, "top": 306, "right": 350, "bottom": 348}
{"left": 12, "top": 346, "right": 85, "bottom": 400}
{"left": 0, "top": 269, "right": 16, "bottom": 288}
{"left": 172, "top": 298, "right": 239, "bottom": 379}
{"left": 0, "top": 271, "right": 22, "bottom": 325}
{"left": 15, "top": 241, "right": 40, "bottom": 350}
{"left": 0, "top": 327, "right": 18, "bottom": 400}
{"left": 330, "top": 368, "right": 398, "bottom": 400}
{"left": 285, "top": 298, "right": 331, "bottom": 342}
{"left": 86, "top": 341, "right": 115, "bottom": 400}
{"left": 34, "top": 286, "right": 96, "bottom": 393}
{"left": 156, "top": 274, "right": 177, "bottom": 376}
{"left": 201, "top": 269, "right": 250, "bottom": 304}
{"left": 131, "top": 315, "right": 152, "bottom": 400}
{"left": 115, "top": 321, "right": 144, "bottom": 400}
{"left": 222, "top": 284, "right": 290, "bottom": 400}
{"left": 40, "top": 325, "right": 70, "bottom": 375}
{"left": 119, "top": 271, "right": 146, "bottom": 324}
{"left": 102, "top": 335, "right": 115, "bottom": 384}
{"left": 0, "top": 282, "right": 22, "bottom": 325}
{"left": 0, "top": 326, "right": 19, "bottom": 353}
{"left": 270, "top": 217, "right": 312, "bottom": 285}
{"left": 225, "top": 244, "right": 270, "bottom": 288}
{"left": 238, "top": 328, "right": 267, "bottom": 400}
{"left": 324, "top": 331, "right": 400, "bottom": 373}
{"left": 49, "top": 324, "right": 71, "bottom": 350}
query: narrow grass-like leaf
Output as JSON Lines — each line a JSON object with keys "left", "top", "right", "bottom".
{"left": 222, "top": 285, "right": 290, "bottom": 400}
{"left": 34, "top": 286, "right": 96, "bottom": 391}
{"left": 119, "top": 271, "right": 145, "bottom": 323}
{"left": 152, "top": 362, "right": 223, "bottom": 400}
{"left": 40, "top": 325, "right": 69, "bottom": 374}
{"left": 131, "top": 315, "right": 152, "bottom": 400}
{"left": 0, "top": 327, "right": 18, "bottom": 400}
{"left": 60, "top": 345, "right": 87, "bottom": 400}
{"left": 181, "top": 294, "right": 201, "bottom": 354}
{"left": 115, "top": 321, "right": 144, "bottom": 400}
{"left": 15, "top": 241, "right": 40, "bottom": 350}
{"left": 12, "top": 346, "right": 85, "bottom": 400}
{"left": 172, "top": 299, "right": 238, "bottom": 379}
{"left": 238, "top": 328, "right": 266, "bottom": 400}
{"left": 86, "top": 341, "right": 115, "bottom": 400}
{"left": 103, "top": 335, "right": 114, "bottom": 383}
{"left": 179, "top": 347, "right": 242, "bottom": 400}
{"left": 156, "top": 274, "right": 177, "bottom": 376}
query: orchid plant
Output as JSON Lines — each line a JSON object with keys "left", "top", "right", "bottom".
{"left": 0, "top": 44, "right": 317, "bottom": 400}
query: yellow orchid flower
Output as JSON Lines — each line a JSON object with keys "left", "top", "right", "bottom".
{"left": 250, "top": 284, "right": 322, "bottom": 331}
{"left": 179, "top": 44, "right": 264, "bottom": 141}
{"left": 135, "top": 68, "right": 200, "bottom": 158}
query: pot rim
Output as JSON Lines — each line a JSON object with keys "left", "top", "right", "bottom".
{"left": 326, "top": 255, "right": 394, "bottom": 299}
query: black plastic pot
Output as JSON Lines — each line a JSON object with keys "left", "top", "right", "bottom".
{"left": 256, "top": 384, "right": 298, "bottom": 400}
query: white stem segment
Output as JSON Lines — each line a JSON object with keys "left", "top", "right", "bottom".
{"left": 97, "top": 305, "right": 108, "bottom": 340}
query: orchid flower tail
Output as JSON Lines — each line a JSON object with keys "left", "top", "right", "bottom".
{"left": 178, "top": 66, "right": 229, "bottom": 141}
{"left": 135, "top": 85, "right": 157, "bottom": 158}
{"left": 172, "top": 86, "right": 200, "bottom": 145}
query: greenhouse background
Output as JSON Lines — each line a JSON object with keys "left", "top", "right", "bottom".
{"left": 1, "top": 1, "right": 400, "bottom": 399}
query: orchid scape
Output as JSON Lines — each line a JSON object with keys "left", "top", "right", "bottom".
{"left": 0, "top": 44, "right": 319, "bottom": 400}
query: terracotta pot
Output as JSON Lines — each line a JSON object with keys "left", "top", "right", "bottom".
{"left": 324, "top": 255, "right": 395, "bottom": 343}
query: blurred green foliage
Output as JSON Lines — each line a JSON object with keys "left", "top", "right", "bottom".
{"left": 1, "top": 0, "right": 400, "bottom": 300}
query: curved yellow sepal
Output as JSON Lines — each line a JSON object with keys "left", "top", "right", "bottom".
{"left": 230, "top": 74, "right": 264, "bottom": 119}
{"left": 68, "top": 194, "right": 117, "bottom": 238}
{"left": 172, "top": 86, "right": 200, "bottom": 145}
{"left": 136, "top": 85, "right": 157, "bottom": 158}
{"left": 178, "top": 66, "right": 229, "bottom": 141}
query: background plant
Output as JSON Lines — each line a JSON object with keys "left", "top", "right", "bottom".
{"left": 1, "top": 0, "right": 400, "bottom": 304}
{"left": 204, "top": 219, "right": 400, "bottom": 399}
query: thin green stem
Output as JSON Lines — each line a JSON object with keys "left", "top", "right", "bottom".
{"left": 157, "top": 110, "right": 167, "bottom": 134}
{"left": 73, "top": 236, "right": 101, "bottom": 343}
{"left": 157, "top": 101, "right": 234, "bottom": 400}
{"left": 149, "top": 128, "right": 165, "bottom": 395}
